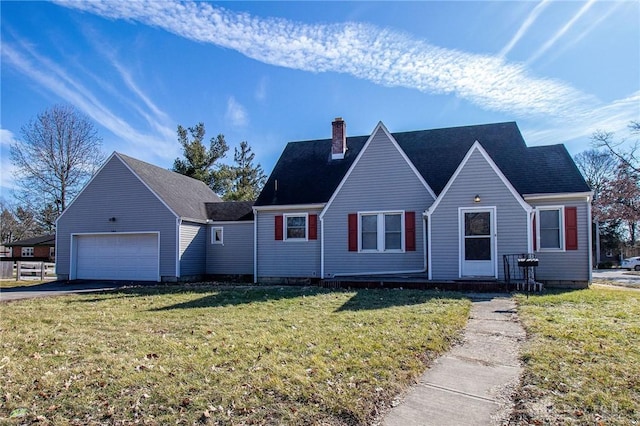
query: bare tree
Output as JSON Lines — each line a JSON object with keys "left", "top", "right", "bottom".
{"left": 10, "top": 105, "right": 105, "bottom": 220}
{"left": 591, "top": 121, "right": 639, "bottom": 174}
{"left": 595, "top": 163, "right": 640, "bottom": 246}
{"left": 574, "top": 149, "right": 618, "bottom": 266}
{"left": 574, "top": 149, "right": 617, "bottom": 201}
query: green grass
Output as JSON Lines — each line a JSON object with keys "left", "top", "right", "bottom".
{"left": 0, "top": 285, "right": 470, "bottom": 425}
{"left": 513, "top": 287, "right": 640, "bottom": 425}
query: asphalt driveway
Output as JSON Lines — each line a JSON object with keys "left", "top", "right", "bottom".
{"left": 592, "top": 269, "right": 640, "bottom": 285}
{"left": 0, "top": 280, "right": 149, "bottom": 302}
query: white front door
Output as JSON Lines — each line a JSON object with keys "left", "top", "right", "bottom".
{"left": 460, "top": 208, "right": 496, "bottom": 277}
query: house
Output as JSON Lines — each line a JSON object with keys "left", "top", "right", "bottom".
{"left": 56, "top": 119, "right": 591, "bottom": 288}
{"left": 253, "top": 119, "right": 592, "bottom": 288}
{"left": 6, "top": 234, "right": 56, "bottom": 261}
{"left": 56, "top": 153, "right": 254, "bottom": 282}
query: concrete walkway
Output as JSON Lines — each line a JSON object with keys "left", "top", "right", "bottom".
{"left": 384, "top": 294, "right": 525, "bottom": 426}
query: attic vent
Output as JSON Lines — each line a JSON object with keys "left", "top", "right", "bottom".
{"left": 332, "top": 117, "right": 346, "bottom": 160}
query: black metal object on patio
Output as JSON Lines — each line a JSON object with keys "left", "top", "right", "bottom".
{"left": 503, "top": 253, "right": 541, "bottom": 292}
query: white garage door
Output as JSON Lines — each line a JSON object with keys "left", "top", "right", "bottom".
{"left": 75, "top": 233, "right": 159, "bottom": 281}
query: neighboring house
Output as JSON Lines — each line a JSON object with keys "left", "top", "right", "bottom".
{"left": 254, "top": 119, "right": 592, "bottom": 288}
{"left": 6, "top": 234, "right": 56, "bottom": 261}
{"left": 56, "top": 153, "right": 254, "bottom": 282}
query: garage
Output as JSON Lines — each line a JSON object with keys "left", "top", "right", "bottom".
{"left": 73, "top": 233, "right": 159, "bottom": 281}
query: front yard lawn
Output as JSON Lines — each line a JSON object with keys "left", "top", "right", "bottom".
{"left": 0, "top": 285, "right": 470, "bottom": 425}
{"left": 513, "top": 286, "right": 640, "bottom": 425}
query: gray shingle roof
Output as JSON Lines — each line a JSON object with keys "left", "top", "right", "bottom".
{"left": 206, "top": 201, "right": 254, "bottom": 221}
{"left": 6, "top": 234, "right": 56, "bottom": 247}
{"left": 117, "top": 153, "right": 222, "bottom": 221}
{"left": 255, "top": 122, "right": 590, "bottom": 206}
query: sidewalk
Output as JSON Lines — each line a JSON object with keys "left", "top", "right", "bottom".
{"left": 383, "top": 294, "right": 525, "bottom": 426}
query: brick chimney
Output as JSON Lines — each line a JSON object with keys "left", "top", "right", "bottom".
{"left": 331, "top": 117, "right": 346, "bottom": 160}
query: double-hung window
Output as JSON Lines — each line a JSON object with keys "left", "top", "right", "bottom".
{"left": 285, "top": 214, "right": 307, "bottom": 240}
{"left": 22, "top": 247, "right": 34, "bottom": 257}
{"left": 360, "top": 212, "right": 403, "bottom": 252}
{"left": 537, "top": 207, "right": 564, "bottom": 250}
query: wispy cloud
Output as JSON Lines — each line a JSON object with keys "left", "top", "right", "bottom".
{"left": 255, "top": 77, "right": 268, "bottom": 102}
{"left": 526, "top": 0, "right": 597, "bottom": 65}
{"left": 1, "top": 34, "right": 178, "bottom": 162}
{"left": 56, "top": 1, "right": 621, "bottom": 122}
{"left": 498, "top": 0, "right": 552, "bottom": 58}
{"left": 225, "top": 97, "right": 248, "bottom": 127}
{"left": 0, "top": 128, "right": 18, "bottom": 147}
{"left": 0, "top": 129, "right": 19, "bottom": 192}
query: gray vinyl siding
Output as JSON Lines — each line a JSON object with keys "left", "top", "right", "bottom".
{"left": 531, "top": 198, "right": 590, "bottom": 282}
{"left": 323, "top": 127, "right": 434, "bottom": 276}
{"left": 256, "top": 209, "right": 322, "bottom": 279}
{"left": 179, "top": 221, "right": 207, "bottom": 277}
{"left": 430, "top": 148, "right": 529, "bottom": 281}
{"left": 206, "top": 222, "right": 254, "bottom": 275}
{"left": 56, "top": 155, "right": 178, "bottom": 279}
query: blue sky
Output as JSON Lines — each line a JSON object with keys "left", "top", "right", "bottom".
{"left": 1, "top": 1, "right": 639, "bottom": 200}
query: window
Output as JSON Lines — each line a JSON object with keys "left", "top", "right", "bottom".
{"left": 538, "top": 207, "right": 563, "bottom": 250}
{"left": 22, "top": 247, "right": 34, "bottom": 257}
{"left": 285, "top": 214, "right": 307, "bottom": 240}
{"left": 361, "top": 214, "right": 378, "bottom": 250}
{"left": 359, "top": 212, "right": 403, "bottom": 252}
{"left": 49, "top": 247, "right": 56, "bottom": 259}
{"left": 211, "top": 227, "right": 224, "bottom": 245}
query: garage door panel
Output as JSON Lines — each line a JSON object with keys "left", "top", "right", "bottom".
{"left": 75, "top": 234, "right": 159, "bottom": 281}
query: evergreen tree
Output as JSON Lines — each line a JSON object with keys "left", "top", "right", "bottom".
{"left": 224, "top": 141, "right": 266, "bottom": 201}
{"left": 172, "top": 123, "right": 229, "bottom": 192}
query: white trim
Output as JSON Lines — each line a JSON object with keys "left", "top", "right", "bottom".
{"left": 320, "top": 215, "right": 325, "bottom": 278}
{"left": 423, "top": 215, "right": 428, "bottom": 275}
{"left": 21, "top": 247, "right": 34, "bottom": 257}
{"left": 176, "top": 217, "right": 181, "bottom": 279}
{"left": 524, "top": 192, "right": 592, "bottom": 201}
{"left": 254, "top": 203, "right": 325, "bottom": 212}
{"left": 357, "top": 210, "right": 405, "bottom": 253}
{"left": 427, "top": 142, "right": 532, "bottom": 216}
{"left": 427, "top": 212, "right": 433, "bottom": 280}
{"left": 253, "top": 209, "right": 258, "bottom": 283}
{"left": 320, "top": 121, "right": 436, "bottom": 220}
{"left": 535, "top": 206, "right": 566, "bottom": 252}
{"left": 283, "top": 212, "right": 309, "bottom": 242}
{"left": 528, "top": 211, "right": 534, "bottom": 253}
{"left": 458, "top": 206, "right": 498, "bottom": 279}
{"left": 70, "top": 231, "right": 161, "bottom": 282}
{"left": 211, "top": 227, "right": 224, "bottom": 245}
{"left": 209, "top": 220, "right": 254, "bottom": 225}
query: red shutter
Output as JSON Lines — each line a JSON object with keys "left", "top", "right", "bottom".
{"left": 565, "top": 207, "right": 578, "bottom": 250}
{"left": 348, "top": 213, "right": 358, "bottom": 251}
{"left": 309, "top": 214, "right": 318, "bottom": 240}
{"left": 405, "top": 211, "right": 416, "bottom": 251}
{"left": 275, "top": 215, "right": 283, "bottom": 241}
{"left": 532, "top": 215, "right": 537, "bottom": 251}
